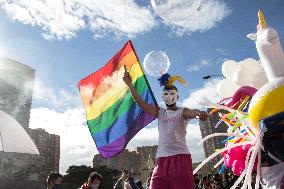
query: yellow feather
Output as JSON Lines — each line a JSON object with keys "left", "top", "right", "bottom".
{"left": 167, "top": 76, "right": 188, "bottom": 87}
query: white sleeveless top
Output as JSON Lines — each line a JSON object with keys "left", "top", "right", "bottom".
{"left": 156, "top": 107, "right": 190, "bottom": 158}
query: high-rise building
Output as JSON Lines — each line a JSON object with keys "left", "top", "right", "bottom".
{"left": 0, "top": 58, "right": 38, "bottom": 188}
{"left": 0, "top": 58, "right": 60, "bottom": 189}
{"left": 199, "top": 108, "right": 228, "bottom": 171}
{"left": 0, "top": 58, "right": 34, "bottom": 130}
{"left": 93, "top": 145, "right": 158, "bottom": 183}
{"left": 27, "top": 128, "right": 60, "bottom": 183}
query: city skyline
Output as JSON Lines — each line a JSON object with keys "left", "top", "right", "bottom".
{"left": 0, "top": 58, "right": 60, "bottom": 188}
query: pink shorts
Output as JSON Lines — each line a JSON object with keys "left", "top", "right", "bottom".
{"left": 149, "top": 154, "right": 195, "bottom": 189}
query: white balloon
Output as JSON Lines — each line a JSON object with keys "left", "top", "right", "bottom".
{"left": 232, "top": 66, "right": 253, "bottom": 86}
{"left": 250, "top": 71, "right": 268, "bottom": 89}
{"left": 239, "top": 58, "right": 262, "bottom": 74}
{"left": 143, "top": 51, "right": 170, "bottom": 77}
{"left": 151, "top": 0, "right": 201, "bottom": 23}
{"left": 217, "top": 79, "right": 240, "bottom": 98}
{"left": 222, "top": 60, "right": 238, "bottom": 79}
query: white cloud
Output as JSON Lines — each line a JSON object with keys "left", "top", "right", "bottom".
{"left": 152, "top": 0, "right": 231, "bottom": 35}
{"left": 186, "top": 59, "right": 212, "bottom": 72}
{"left": 182, "top": 78, "right": 222, "bottom": 110}
{"left": 186, "top": 58, "right": 226, "bottom": 73}
{"left": 128, "top": 126, "right": 158, "bottom": 149}
{"left": 33, "top": 80, "right": 57, "bottom": 104}
{"left": 0, "top": 0, "right": 157, "bottom": 40}
{"left": 29, "top": 107, "right": 97, "bottom": 174}
{"left": 186, "top": 123, "right": 205, "bottom": 162}
{"left": 33, "top": 79, "right": 81, "bottom": 109}
{"left": 216, "top": 48, "right": 228, "bottom": 56}
{"left": 30, "top": 80, "right": 95, "bottom": 174}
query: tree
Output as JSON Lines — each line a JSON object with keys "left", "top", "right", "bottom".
{"left": 63, "top": 165, "right": 121, "bottom": 189}
{"left": 63, "top": 165, "right": 94, "bottom": 189}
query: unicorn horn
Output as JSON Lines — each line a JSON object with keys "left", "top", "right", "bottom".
{"left": 258, "top": 10, "right": 266, "bottom": 29}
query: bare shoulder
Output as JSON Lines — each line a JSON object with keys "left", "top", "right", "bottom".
{"left": 182, "top": 107, "right": 191, "bottom": 114}
{"left": 182, "top": 107, "right": 199, "bottom": 120}
{"left": 183, "top": 107, "right": 190, "bottom": 111}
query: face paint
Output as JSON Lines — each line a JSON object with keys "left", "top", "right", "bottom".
{"left": 162, "top": 90, "right": 178, "bottom": 105}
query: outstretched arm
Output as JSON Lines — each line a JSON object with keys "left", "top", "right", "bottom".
{"left": 183, "top": 108, "right": 208, "bottom": 121}
{"left": 123, "top": 65, "right": 159, "bottom": 117}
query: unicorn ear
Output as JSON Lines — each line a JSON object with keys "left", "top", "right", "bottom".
{"left": 247, "top": 33, "right": 257, "bottom": 41}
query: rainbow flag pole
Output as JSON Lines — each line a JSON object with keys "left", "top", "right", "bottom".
{"left": 78, "top": 41, "right": 158, "bottom": 158}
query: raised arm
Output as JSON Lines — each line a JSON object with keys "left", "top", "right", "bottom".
{"left": 123, "top": 65, "right": 159, "bottom": 117}
{"left": 183, "top": 108, "right": 209, "bottom": 121}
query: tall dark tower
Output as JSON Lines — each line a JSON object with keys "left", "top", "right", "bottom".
{"left": 0, "top": 58, "right": 42, "bottom": 188}
{"left": 0, "top": 58, "right": 35, "bottom": 129}
{"left": 199, "top": 108, "right": 228, "bottom": 172}
{"left": 0, "top": 58, "right": 61, "bottom": 189}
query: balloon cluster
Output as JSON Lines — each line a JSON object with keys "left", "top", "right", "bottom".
{"left": 218, "top": 58, "right": 267, "bottom": 98}
{"left": 223, "top": 144, "right": 257, "bottom": 176}
{"left": 194, "top": 10, "right": 284, "bottom": 189}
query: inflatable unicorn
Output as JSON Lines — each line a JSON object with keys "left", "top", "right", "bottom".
{"left": 247, "top": 10, "right": 284, "bottom": 189}
{"left": 247, "top": 10, "right": 284, "bottom": 130}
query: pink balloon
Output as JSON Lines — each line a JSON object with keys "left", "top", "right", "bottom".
{"left": 218, "top": 86, "right": 257, "bottom": 109}
{"left": 232, "top": 160, "right": 245, "bottom": 176}
{"left": 223, "top": 153, "right": 232, "bottom": 168}
{"left": 226, "top": 155, "right": 234, "bottom": 167}
{"left": 228, "top": 146, "right": 246, "bottom": 160}
{"left": 241, "top": 144, "right": 252, "bottom": 154}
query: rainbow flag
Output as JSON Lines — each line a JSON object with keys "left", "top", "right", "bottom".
{"left": 78, "top": 41, "right": 157, "bottom": 158}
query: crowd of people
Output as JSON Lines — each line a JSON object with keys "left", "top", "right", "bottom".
{"left": 193, "top": 172, "right": 260, "bottom": 189}
{"left": 112, "top": 170, "right": 260, "bottom": 189}
{"left": 46, "top": 169, "right": 145, "bottom": 189}
{"left": 113, "top": 169, "right": 145, "bottom": 189}
{"left": 46, "top": 170, "right": 262, "bottom": 189}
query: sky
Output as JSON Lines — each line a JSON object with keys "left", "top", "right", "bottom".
{"left": 0, "top": 0, "right": 284, "bottom": 174}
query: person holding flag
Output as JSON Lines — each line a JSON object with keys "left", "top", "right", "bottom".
{"left": 123, "top": 66, "right": 208, "bottom": 189}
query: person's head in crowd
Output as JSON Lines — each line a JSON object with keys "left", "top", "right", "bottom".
{"left": 87, "top": 172, "right": 102, "bottom": 189}
{"left": 193, "top": 174, "right": 199, "bottom": 180}
{"left": 47, "top": 172, "right": 64, "bottom": 189}
{"left": 121, "top": 169, "right": 130, "bottom": 181}
{"left": 129, "top": 176, "right": 137, "bottom": 189}
{"left": 213, "top": 173, "right": 222, "bottom": 182}
{"left": 202, "top": 176, "right": 210, "bottom": 187}
{"left": 207, "top": 173, "right": 212, "bottom": 181}
{"left": 135, "top": 180, "right": 143, "bottom": 189}
{"left": 194, "top": 174, "right": 200, "bottom": 185}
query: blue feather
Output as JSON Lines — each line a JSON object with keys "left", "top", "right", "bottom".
{"left": 158, "top": 73, "right": 171, "bottom": 86}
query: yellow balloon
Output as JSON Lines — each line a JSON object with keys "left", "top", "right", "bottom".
{"left": 249, "top": 84, "right": 284, "bottom": 130}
